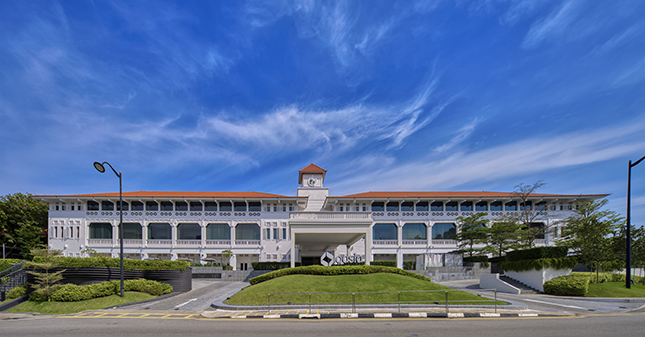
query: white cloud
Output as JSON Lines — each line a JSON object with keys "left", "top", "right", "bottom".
{"left": 522, "top": 0, "right": 581, "bottom": 49}
{"left": 434, "top": 118, "right": 480, "bottom": 153}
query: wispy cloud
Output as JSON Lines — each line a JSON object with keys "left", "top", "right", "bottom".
{"left": 522, "top": 0, "right": 581, "bottom": 49}
{"left": 434, "top": 118, "right": 480, "bottom": 153}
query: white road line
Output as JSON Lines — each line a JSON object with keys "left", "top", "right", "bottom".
{"left": 173, "top": 298, "right": 197, "bottom": 310}
{"left": 521, "top": 298, "right": 587, "bottom": 309}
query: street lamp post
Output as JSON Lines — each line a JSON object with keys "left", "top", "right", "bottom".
{"left": 626, "top": 155, "right": 645, "bottom": 289}
{"left": 93, "top": 161, "right": 124, "bottom": 297}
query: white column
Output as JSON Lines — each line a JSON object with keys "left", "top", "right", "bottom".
{"left": 365, "top": 228, "right": 372, "bottom": 265}
{"left": 290, "top": 228, "right": 296, "bottom": 268}
{"left": 397, "top": 250, "right": 403, "bottom": 269}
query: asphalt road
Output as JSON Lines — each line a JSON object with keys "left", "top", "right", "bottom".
{"left": 1, "top": 312, "right": 643, "bottom": 337}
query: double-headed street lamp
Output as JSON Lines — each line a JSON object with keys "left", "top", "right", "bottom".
{"left": 626, "top": 155, "right": 645, "bottom": 289}
{"left": 93, "top": 161, "right": 124, "bottom": 298}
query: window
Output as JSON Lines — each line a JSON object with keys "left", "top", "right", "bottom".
{"left": 205, "top": 202, "right": 217, "bottom": 211}
{"left": 178, "top": 223, "right": 201, "bottom": 240}
{"left": 339, "top": 206, "right": 344, "bottom": 212}
{"left": 121, "top": 223, "right": 142, "bottom": 239}
{"left": 273, "top": 205, "right": 277, "bottom": 212}
{"left": 190, "top": 202, "right": 203, "bottom": 211}
{"left": 220, "top": 202, "right": 232, "bottom": 211}
{"left": 288, "top": 204, "right": 293, "bottom": 212}
{"left": 273, "top": 228, "right": 278, "bottom": 240}
{"left": 61, "top": 205, "right": 65, "bottom": 211}
{"left": 71, "top": 205, "right": 74, "bottom": 211}
{"left": 460, "top": 202, "right": 473, "bottom": 211}
{"left": 131, "top": 201, "right": 144, "bottom": 211}
{"left": 490, "top": 201, "right": 502, "bottom": 211}
{"left": 386, "top": 202, "right": 399, "bottom": 212}
{"left": 249, "top": 202, "right": 261, "bottom": 212}
{"left": 234, "top": 202, "right": 246, "bottom": 212}
{"left": 373, "top": 223, "right": 397, "bottom": 240}
{"left": 206, "top": 223, "right": 230, "bottom": 240}
{"left": 402, "top": 223, "right": 426, "bottom": 240}
{"left": 416, "top": 202, "right": 429, "bottom": 211}
{"left": 160, "top": 202, "right": 173, "bottom": 211}
{"left": 87, "top": 201, "right": 99, "bottom": 210}
{"left": 371, "top": 202, "right": 384, "bottom": 212}
{"left": 520, "top": 201, "right": 532, "bottom": 211}
{"left": 146, "top": 201, "right": 159, "bottom": 211}
{"left": 236, "top": 223, "right": 260, "bottom": 240}
{"left": 445, "top": 202, "right": 458, "bottom": 211}
{"left": 505, "top": 201, "right": 517, "bottom": 211}
{"left": 536, "top": 202, "right": 547, "bottom": 211}
{"left": 356, "top": 206, "right": 360, "bottom": 211}
{"left": 116, "top": 201, "right": 129, "bottom": 211}
{"left": 431, "top": 202, "right": 443, "bottom": 211}
{"left": 401, "top": 202, "right": 414, "bottom": 211}
{"left": 148, "top": 223, "right": 171, "bottom": 239}
{"left": 432, "top": 223, "right": 456, "bottom": 240}
{"left": 475, "top": 202, "right": 488, "bottom": 211}
{"left": 282, "top": 205, "right": 287, "bottom": 212}
{"left": 282, "top": 228, "right": 287, "bottom": 240}
{"left": 175, "top": 202, "right": 188, "bottom": 211}
{"left": 101, "top": 201, "right": 114, "bottom": 211}
{"left": 89, "top": 223, "right": 112, "bottom": 239}
{"left": 266, "top": 206, "right": 271, "bottom": 212}
{"left": 76, "top": 226, "right": 80, "bottom": 238}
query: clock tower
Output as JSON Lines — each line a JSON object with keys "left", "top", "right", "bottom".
{"left": 297, "top": 163, "right": 328, "bottom": 211}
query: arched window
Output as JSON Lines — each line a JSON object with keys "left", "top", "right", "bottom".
{"left": 235, "top": 223, "right": 260, "bottom": 240}
{"left": 178, "top": 223, "right": 201, "bottom": 240}
{"left": 206, "top": 223, "right": 230, "bottom": 240}
{"left": 148, "top": 223, "right": 171, "bottom": 239}
{"left": 89, "top": 223, "right": 112, "bottom": 239}
{"left": 373, "top": 223, "right": 397, "bottom": 240}
{"left": 432, "top": 223, "right": 456, "bottom": 240}
{"left": 402, "top": 223, "right": 426, "bottom": 240}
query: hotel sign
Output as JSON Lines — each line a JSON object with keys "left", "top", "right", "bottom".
{"left": 320, "top": 251, "right": 365, "bottom": 266}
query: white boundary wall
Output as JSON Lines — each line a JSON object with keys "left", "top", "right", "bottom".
{"left": 480, "top": 274, "right": 520, "bottom": 294}
{"left": 504, "top": 268, "right": 571, "bottom": 292}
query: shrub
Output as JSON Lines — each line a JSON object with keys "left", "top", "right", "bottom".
{"left": 7, "top": 285, "right": 26, "bottom": 299}
{"left": 506, "top": 247, "right": 568, "bottom": 261}
{"left": 0, "top": 259, "right": 23, "bottom": 272}
{"left": 543, "top": 274, "right": 590, "bottom": 296}
{"left": 49, "top": 279, "right": 172, "bottom": 302}
{"left": 251, "top": 262, "right": 301, "bottom": 270}
{"left": 248, "top": 265, "right": 432, "bottom": 285}
{"left": 47, "top": 257, "right": 190, "bottom": 271}
{"left": 463, "top": 256, "right": 490, "bottom": 268}
{"left": 371, "top": 261, "right": 396, "bottom": 267}
{"left": 499, "top": 257, "right": 578, "bottom": 273}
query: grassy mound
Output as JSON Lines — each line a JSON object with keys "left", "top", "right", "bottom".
{"left": 249, "top": 265, "right": 431, "bottom": 285}
{"left": 228, "top": 273, "right": 503, "bottom": 306}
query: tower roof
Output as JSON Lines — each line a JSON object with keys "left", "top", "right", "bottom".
{"left": 298, "top": 163, "right": 327, "bottom": 184}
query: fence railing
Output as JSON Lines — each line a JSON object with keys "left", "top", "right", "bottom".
{"left": 266, "top": 289, "right": 499, "bottom": 314}
{"left": 0, "top": 261, "right": 27, "bottom": 300}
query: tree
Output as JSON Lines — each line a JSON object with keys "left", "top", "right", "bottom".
{"left": 557, "top": 199, "right": 624, "bottom": 282}
{"left": 0, "top": 193, "right": 49, "bottom": 258}
{"left": 610, "top": 224, "right": 645, "bottom": 285}
{"left": 482, "top": 221, "right": 523, "bottom": 257}
{"left": 222, "top": 249, "right": 233, "bottom": 269}
{"left": 27, "top": 248, "right": 65, "bottom": 302}
{"left": 455, "top": 213, "right": 489, "bottom": 257}
{"left": 496, "top": 181, "right": 552, "bottom": 248}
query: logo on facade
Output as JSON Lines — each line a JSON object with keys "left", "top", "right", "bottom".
{"left": 320, "top": 251, "right": 364, "bottom": 266}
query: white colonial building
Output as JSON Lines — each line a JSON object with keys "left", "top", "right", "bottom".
{"left": 36, "top": 164, "right": 607, "bottom": 270}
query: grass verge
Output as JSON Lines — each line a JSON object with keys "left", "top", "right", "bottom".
{"left": 586, "top": 282, "right": 645, "bottom": 298}
{"left": 227, "top": 273, "right": 504, "bottom": 306}
{"left": 6, "top": 291, "right": 156, "bottom": 314}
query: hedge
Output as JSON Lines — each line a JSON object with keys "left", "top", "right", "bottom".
{"left": 463, "top": 256, "right": 490, "bottom": 268}
{"left": 576, "top": 272, "right": 644, "bottom": 285}
{"left": 506, "top": 247, "right": 568, "bottom": 261}
{"left": 251, "top": 262, "right": 302, "bottom": 270}
{"left": 44, "top": 279, "right": 173, "bottom": 302}
{"left": 499, "top": 257, "right": 578, "bottom": 273}
{"left": 371, "top": 261, "right": 396, "bottom": 267}
{"left": 543, "top": 274, "right": 590, "bottom": 296}
{"left": 32, "top": 256, "right": 190, "bottom": 271}
{"left": 248, "top": 265, "right": 432, "bottom": 285}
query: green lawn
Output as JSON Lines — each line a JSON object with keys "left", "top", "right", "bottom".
{"left": 587, "top": 282, "right": 645, "bottom": 298}
{"left": 227, "top": 273, "right": 503, "bottom": 306}
{"left": 6, "top": 292, "right": 156, "bottom": 314}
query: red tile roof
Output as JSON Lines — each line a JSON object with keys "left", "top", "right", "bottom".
{"left": 298, "top": 163, "right": 327, "bottom": 184}
{"left": 34, "top": 191, "right": 299, "bottom": 199}
{"left": 330, "top": 191, "right": 609, "bottom": 199}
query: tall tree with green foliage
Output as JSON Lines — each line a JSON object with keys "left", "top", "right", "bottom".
{"left": 27, "top": 248, "right": 65, "bottom": 302}
{"left": 557, "top": 199, "right": 624, "bottom": 281}
{"left": 482, "top": 221, "right": 523, "bottom": 257}
{"left": 495, "top": 181, "right": 552, "bottom": 248}
{"left": 455, "top": 213, "right": 489, "bottom": 257}
{"left": 0, "top": 193, "right": 49, "bottom": 258}
{"left": 610, "top": 224, "right": 645, "bottom": 284}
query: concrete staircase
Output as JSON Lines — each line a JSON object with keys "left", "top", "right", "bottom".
{"left": 499, "top": 275, "right": 541, "bottom": 294}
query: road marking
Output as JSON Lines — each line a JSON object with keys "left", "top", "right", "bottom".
{"left": 521, "top": 298, "right": 587, "bottom": 310}
{"left": 173, "top": 298, "right": 197, "bottom": 310}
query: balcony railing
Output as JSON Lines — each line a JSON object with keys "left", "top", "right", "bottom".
{"left": 205, "top": 240, "right": 231, "bottom": 245}
{"left": 147, "top": 239, "right": 172, "bottom": 245}
{"left": 373, "top": 240, "right": 397, "bottom": 245}
{"left": 235, "top": 240, "right": 260, "bottom": 245}
{"left": 402, "top": 240, "right": 428, "bottom": 245}
{"left": 290, "top": 212, "right": 371, "bottom": 221}
{"left": 432, "top": 240, "right": 456, "bottom": 245}
{"left": 176, "top": 240, "right": 201, "bottom": 245}
{"left": 88, "top": 239, "right": 113, "bottom": 245}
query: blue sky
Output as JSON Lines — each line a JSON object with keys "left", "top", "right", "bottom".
{"left": 1, "top": 1, "right": 643, "bottom": 224}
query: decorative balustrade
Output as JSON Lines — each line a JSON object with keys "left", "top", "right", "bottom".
{"left": 147, "top": 239, "right": 172, "bottom": 245}
{"left": 373, "top": 240, "right": 398, "bottom": 245}
{"left": 205, "top": 240, "right": 231, "bottom": 245}
{"left": 402, "top": 240, "right": 428, "bottom": 245}
{"left": 87, "top": 239, "right": 113, "bottom": 245}
{"left": 432, "top": 240, "right": 456, "bottom": 245}
{"left": 176, "top": 240, "right": 201, "bottom": 245}
{"left": 290, "top": 212, "right": 371, "bottom": 221}
{"left": 235, "top": 240, "right": 260, "bottom": 245}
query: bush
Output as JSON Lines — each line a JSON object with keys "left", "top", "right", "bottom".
{"left": 41, "top": 256, "right": 190, "bottom": 271}
{"left": 576, "top": 272, "right": 644, "bottom": 285}
{"left": 7, "top": 285, "right": 26, "bottom": 299}
{"left": 506, "top": 247, "right": 568, "bottom": 261}
{"left": 463, "top": 256, "right": 490, "bottom": 268}
{"left": 251, "top": 262, "right": 302, "bottom": 270}
{"left": 48, "top": 279, "right": 172, "bottom": 302}
{"left": 248, "top": 265, "right": 432, "bottom": 285}
{"left": 0, "top": 259, "right": 23, "bottom": 272}
{"left": 543, "top": 274, "right": 590, "bottom": 296}
{"left": 499, "top": 257, "right": 578, "bottom": 273}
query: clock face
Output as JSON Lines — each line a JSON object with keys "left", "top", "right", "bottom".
{"left": 307, "top": 177, "right": 317, "bottom": 187}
